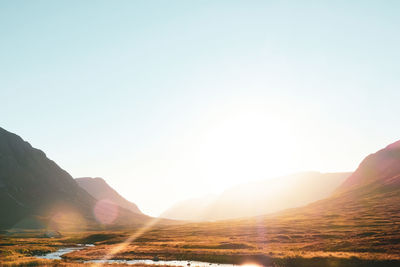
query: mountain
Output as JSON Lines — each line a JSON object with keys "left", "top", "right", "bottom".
{"left": 335, "top": 140, "right": 400, "bottom": 194}
{"left": 76, "top": 177, "right": 142, "bottom": 214}
{"left": 162, "top": 194, "right": 217, "bottom": 221}
{"left": 240, "top": 139, "right": 400, "bottom": 254}
{"left": 0, "top": 127, "right": 148, "bottom": 230}
{"left": 163, "top": 172, "right": 351, "bottom": 221}
{"left": 178, "top": 140, "right": 400, "bottom": 261}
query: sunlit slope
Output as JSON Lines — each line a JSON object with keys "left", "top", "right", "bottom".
{"left": 76, "top": 177, "right": 142, "bottom": 214}
{"left": 163, "top": 172, "right": 350, "bottom": 221}
{"left": 148, "top": 140, "right": 400, "bottom": 262}
{"left": 335, "top": 140, "right": 400, "bottom": 194}
{"left": 0, "top": 127, "right": 149, "bottom": 230}
{"left": 224, "top": 140, "right": 400, "bottom": 253}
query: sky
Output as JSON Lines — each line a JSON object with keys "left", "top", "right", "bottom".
{"left": 1, "top": 1, "right": 400, "bottom": 216}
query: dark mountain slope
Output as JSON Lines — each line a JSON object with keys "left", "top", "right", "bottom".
{"left": 0, "top": 127, "right": 97, "bottom": 229}
{"left": 76, "top": 177, "right": 142, "bottom": 214}
{"left": 0, "top": 127, "right": 149, "bottom": 230}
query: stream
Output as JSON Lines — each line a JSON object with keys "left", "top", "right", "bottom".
{"left": 36, "top": 244, "right": 94, "bottom": 260}
{"left": 35, "top": 245, "right": 242, "bottom": 267}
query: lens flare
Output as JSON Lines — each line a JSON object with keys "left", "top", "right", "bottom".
{"left": 94, "top": 199, "right": 119, "bottom": 224}
{"left": 91, "top": 216, "right": 162, "bottom": 267}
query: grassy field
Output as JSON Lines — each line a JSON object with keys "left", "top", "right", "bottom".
{"left": 1, "top": 188, "right": 399, "bottom": 267}
{"left": 1, "top": 219, "right": 399, "bottom": 267}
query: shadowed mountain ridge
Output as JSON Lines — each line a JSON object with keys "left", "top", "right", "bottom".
{"left": 0, "top": 127, "right": 96, "bottom": 229}
{"left": 0, "top": 127, "right": 149, "bottom": 230}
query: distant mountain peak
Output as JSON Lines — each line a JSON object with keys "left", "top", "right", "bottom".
{"left": 385, "top": 139, "right": 400, "bottom": 150}
{"left": 336, "top": 139, "right": 400, "bottom": 194}
{"left": 76, "top": 177, "right": 142, "bottom": 214}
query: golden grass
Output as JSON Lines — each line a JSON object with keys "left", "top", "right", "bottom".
{"left": 1, "top": 189, "right": 399, "bottom": 266}
{"left": 1, "top": 222, "right": 399, "bottom": 267}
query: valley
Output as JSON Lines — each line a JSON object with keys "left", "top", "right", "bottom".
{"left": 0, "top": 130, "right": 399, "bottom": 267}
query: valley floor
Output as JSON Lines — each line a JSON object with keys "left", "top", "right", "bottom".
{"left": 1, "top": 220, "right": 399, "bottom": 267}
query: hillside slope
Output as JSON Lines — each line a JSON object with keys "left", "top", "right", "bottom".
{"left": 163, "top": 172, "right": 350, "bottom": 221}
{"left": 0, "top": 127, "right": 97, "bottom": 229}
{"left": 335, "top": 140, "right": 400, "bottom": 194}
{"left": 76, "top": 177, "right": 142, "bottom": 214}
{"left": 228, "top": 139, "right": 400, "bottom": 255}
{"left": 0, "top": 127, "right": 148, "bottom": 230}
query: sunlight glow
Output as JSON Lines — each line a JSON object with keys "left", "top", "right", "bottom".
{"left": 241, "top": 263, "right": 262, "bottom": 267}
{"left": 121, "top": 99, "right": 333, "bottom": 216}
{"left": 47, "top": 209, "right": 87, "bottom": 232}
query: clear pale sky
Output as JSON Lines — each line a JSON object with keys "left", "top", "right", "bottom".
{"left": 1, "top": 1, "right": 400, "bottom": 216}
